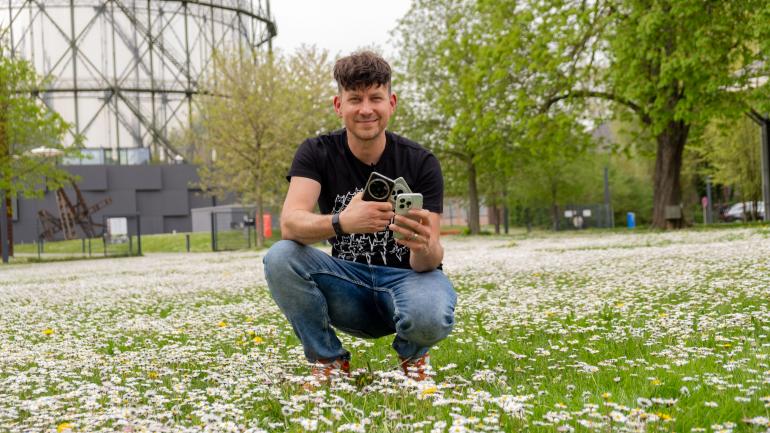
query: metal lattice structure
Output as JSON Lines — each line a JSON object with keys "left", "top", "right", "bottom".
{"left": 1, "top": 0, "right": 276, "bottom": 162}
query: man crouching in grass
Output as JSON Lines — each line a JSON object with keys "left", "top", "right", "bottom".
{"left": 262, "top": 51, "right": 456, "bottom": 383}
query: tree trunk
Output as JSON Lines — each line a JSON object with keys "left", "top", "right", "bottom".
{"left": 550, "top": 179, "right": 559, "bottom": 231}
{"left": 5, "top": 196, "right": 11, "bottom": 256}
{"left": 0, "top": 103, "right": 10, "bottom": 256}
{"left": 467, "top": 159, "right": 480, "bottom": 234}
{"left": 651, "top": 120, "right": 689, "bottom": 229}
{"left": 491, "top": 204, "right": 500, "bottom": 234}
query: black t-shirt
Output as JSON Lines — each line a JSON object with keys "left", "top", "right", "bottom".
{"left": 287, "top": 129, "right": 444, "bottom": 269}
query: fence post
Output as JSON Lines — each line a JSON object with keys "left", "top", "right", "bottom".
{"left": 136, "top": 217, "right": 142, "bottom": 256}
{"left": 210, "top": 212, "right": 217, "bottom": 251}
{"left": 525, "top": 208, "right": 532, "bottom": 233}
{"left": 186, "top": 233, "right": 191, "bottom": 252}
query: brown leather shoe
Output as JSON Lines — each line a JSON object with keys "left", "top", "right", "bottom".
{"left": 302, "top": 358, "right": 351, "bottom": 391}
{"left": 311, "top": 358, "right": 350, "bottom": 381}
{"left": 399, "top": 354, "right": 430, "bottom": 381}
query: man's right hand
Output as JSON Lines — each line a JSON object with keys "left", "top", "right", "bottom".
{"left": 339, "top": 192, "right": 395, "bottom": 234}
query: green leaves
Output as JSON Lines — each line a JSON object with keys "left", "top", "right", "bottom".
{"left": 0, "top": 41, "right": 80, "bottom": 199}
{"left": 191, "top": 46, "right": 337, "bottom": 244}
{"left": 395, "top": 0, "right": 770, "bottom": 227}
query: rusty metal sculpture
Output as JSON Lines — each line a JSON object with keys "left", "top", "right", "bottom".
{"left": 38, "top": 181, "right": 112, "bottom": 241}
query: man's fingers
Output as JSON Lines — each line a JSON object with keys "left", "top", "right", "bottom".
{"left": 393, "top": 214, "right": 427, "bottom": 233}
{"left": 407, "top": 208, "right": 430, "bottom": 220}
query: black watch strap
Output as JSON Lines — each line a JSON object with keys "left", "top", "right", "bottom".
{"left": 332, "top": 212, "right": 346, "bottom": 236}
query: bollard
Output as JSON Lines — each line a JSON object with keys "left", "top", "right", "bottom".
{"left": 186, "top": 234, "right": 191, "bottom": 252}
{"left": 626, "top": 212, "right": 636, "bottom": 229}
{"left": 263, "top": 214, "right": 272, "bottom": 239}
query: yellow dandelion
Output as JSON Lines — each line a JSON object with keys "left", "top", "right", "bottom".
{"left": 252, "top": 336, "right": 264, "bottom": 344}
{"left": 148, "top": 371, "right": 159, "bottom": 379}
{"left": 658, "top": 313, "right": 668, "bottom": 318}
{"left": 650, "top": 378, "right": 662, "bottom": 386}
{"left": 57, "top": 422, "right": 74, "bottom": 432}
{"left": 601, "top": 392, "right": 612, "bottom": 399}
{"left": 42, "top": 328, "right": 54, "bottom": 335}
{"left": 615, "top": 302, "right": 625, "bottom": 308}
{"left": 246, "top": 329, "right": 255, "bottom": 336}
{"left": 217, "top": 321, "right": 227, "bottom": 328}
{"left": 421, "top": 386, "right": 438, "bottom": 396}
{"left": 656, "top": 412, "right": 672, "bottom": 421}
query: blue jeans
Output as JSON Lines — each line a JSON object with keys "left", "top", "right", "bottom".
{"left": 263, "top": 240, "right": 457, "bottom": 362}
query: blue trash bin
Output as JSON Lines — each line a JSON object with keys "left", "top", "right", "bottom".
{"left": 626, "top": 212, "right": 636, "bottom": 229}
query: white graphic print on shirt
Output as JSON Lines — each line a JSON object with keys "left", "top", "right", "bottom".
{"left": 331, "top": 189, "right": 409, "bottom": 265}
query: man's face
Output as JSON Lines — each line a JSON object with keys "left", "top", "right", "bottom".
{"left": 333, "top": 84, "right": 397, "bottom": 143}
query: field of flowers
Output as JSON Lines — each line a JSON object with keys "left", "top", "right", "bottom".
{"left": 1, "top": 227, "right": 769, "bottom": 432}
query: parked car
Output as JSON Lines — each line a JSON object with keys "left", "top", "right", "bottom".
{"left": 722, "top": 201, "right": 766, "bottom": 222}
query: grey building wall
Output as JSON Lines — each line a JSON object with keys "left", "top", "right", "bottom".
{"left": 13, "top": 165, "right": 219, "bottom": 243}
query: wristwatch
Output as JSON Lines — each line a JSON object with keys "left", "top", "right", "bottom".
{"left": 331, "top": 212, "right": 346, "bottom": 236}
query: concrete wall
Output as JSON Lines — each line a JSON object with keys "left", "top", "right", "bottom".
{"left": 13, "top": 165, "right": 217, "bottom": 243}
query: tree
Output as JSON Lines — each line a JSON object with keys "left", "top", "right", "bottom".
{"left": 519, "top": 0, "right": 770, "bottom": 228}
{"left": 393, "top": 0, "right": 482, "bottom": 233}
{"left": 394, "top": 0, "right": 596, "bottom": 234}
{"left": 194, "top": 46, "right": 337, "bottom": 247}
{"left": 0, "top": 40, "right": 79, "bottom": 256}
{"left": 696, "top": 117, "right": 763, "bottom": 217}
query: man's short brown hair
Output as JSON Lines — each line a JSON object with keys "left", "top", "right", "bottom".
{"left": 333, "top": 51, "right": 391, "bottom": 93}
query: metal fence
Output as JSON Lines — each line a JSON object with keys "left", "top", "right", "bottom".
{"left": 559, "top": 204, "right": 615, "bottom": 230}
{"left": 211, "top": 209, "right": 257, "bottom": 251}
{"left": 508, "top": 204, "right": 615, "bottom": 231}
{"left": 27, "top": 214, "right": 142, "bottom": 260}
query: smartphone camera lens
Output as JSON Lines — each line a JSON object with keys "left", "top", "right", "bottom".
{"left": 368, "top": 179, "right": 390, "bottom": 200}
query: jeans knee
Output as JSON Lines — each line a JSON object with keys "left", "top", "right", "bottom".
{"left": 263, "top": 240, "right": 303, "bottom": 274}
{"left": 396, "top": 306, "right": 455, "bottom": 347}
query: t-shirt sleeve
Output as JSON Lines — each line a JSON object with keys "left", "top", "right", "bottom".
{"left": 416, "top": 153, "right": 444, "bottom": 213}
{"left": 286, "top": 139, "right": 321, "bottom": 183}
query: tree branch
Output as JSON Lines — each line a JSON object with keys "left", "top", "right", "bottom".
{"left": 543, "top": 90, "right": 652, "bottom": 125}
{"left": 748, "top": 108, "right": 768, "bottom": 125}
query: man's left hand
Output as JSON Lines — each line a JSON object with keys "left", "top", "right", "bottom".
{"left": 390, "top": 209, "right": 433, "bottom": 254}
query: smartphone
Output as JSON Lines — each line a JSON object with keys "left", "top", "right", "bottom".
{"left": 362, "top": 172, "right": 395, "bottom": 202}
{"left": 389, "top": 177, "right": 413, "bottom": 206}
{"left": 393, "top": 193, "right": 423, "bottom": 239}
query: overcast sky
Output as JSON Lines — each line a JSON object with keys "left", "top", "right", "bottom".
{"left": 268, "top": 0, "right": 412, "bottom": 58}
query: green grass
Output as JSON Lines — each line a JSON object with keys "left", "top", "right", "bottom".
{"left": 5, "top": 227, "right": 770, "bottom": 431}
{"left": 12, "top": 229, "right": 285, "bottom": 258}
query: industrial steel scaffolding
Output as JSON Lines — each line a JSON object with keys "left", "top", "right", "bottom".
{"left": 1, "top": 0, "right": 276, "bottom": 162}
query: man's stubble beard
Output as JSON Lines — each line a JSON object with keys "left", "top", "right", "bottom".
{"left": 350, "top": 124, "right": 385, "bottom": 144}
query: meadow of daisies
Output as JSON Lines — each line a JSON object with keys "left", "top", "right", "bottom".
{"left": 1, "top": 227, "right": 770, "bottom": 433}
